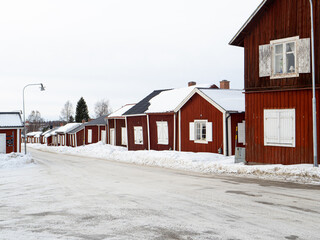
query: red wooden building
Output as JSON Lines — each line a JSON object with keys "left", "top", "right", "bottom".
{"left": 230, "top": 0, "right": 320, "bottom": 164}
{"left": 55, "top": 123, "right": 81, "bottom": 146}
{"left": 0, "top": 112, "right": 24, "bottom": 153}
{"left": 66, "top": 124, "right": 86, "bottom": 147}
{"left": 124, "top": 83, "right": 245, "bottom": 155}
{"left": 107, "top": 104, "right": 135, "bottom": 147}
{"left": 84, "top": 115, "right": 108, "bottom": 145}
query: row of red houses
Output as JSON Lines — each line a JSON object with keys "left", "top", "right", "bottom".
{"left": 26, "top": 81, "right": 245, "bottom": 157}
{"left": 3, "top": 0, "right": 320, "bottom": 165}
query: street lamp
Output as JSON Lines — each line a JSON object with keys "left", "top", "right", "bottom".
{"left": 308, "top": 0, "right": 318, "bottom": 167}
{"left": 23, "top": 83, "right": 45, "bottom": 154}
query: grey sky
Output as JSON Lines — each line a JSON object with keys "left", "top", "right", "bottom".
{"left": 0, "top": 0, "right": 259, "bottom": 120}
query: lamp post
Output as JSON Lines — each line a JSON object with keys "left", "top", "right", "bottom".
{"left": 308, "top": 0, "right": 318, "bottom": 167}
{"left": 23, "top": 83, "right": 45, "bottom": 154}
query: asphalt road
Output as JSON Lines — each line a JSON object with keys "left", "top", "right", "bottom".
{"left": 0, "top": 148, "right": 320, "bottom": 240}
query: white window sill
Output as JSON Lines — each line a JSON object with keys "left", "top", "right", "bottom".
{"left": 264, "top": 142, "right": 295, "bottom": 148}
{"left": 270, "top": 72, "right": 299, "bottom": 79}
{"left": 194, "top": 140, "right": 208, "bottom": 144}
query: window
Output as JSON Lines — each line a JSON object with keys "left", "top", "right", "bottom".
{"left": 134, "top": 126, "right": 143, "bottom": 145}
{"left": 271, "top": 37, "right": 298, "bottom": 78}
{"left": 264, "top": 109, "right": 295, "bottom": 147}
{"left": 156, "top": 121, "right": 168, "bottom": 145}
{"left": 121, "top": 127, "right": 127, "bottom": 146}
{"left": 259, "top": 37, "right": 310, "bottom": 78}
{"left": 88, "top": 129, "right": 92, "bottom": 143}
{"left": 189, "top": 120, "right": 212, "bottom": 144}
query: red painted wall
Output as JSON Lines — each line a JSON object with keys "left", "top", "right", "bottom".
{"left": 0, "top": 129, "right": 20, "bottom": 153}
{"left": 85, "top": 126, "right": 99, "bottom": 145}
{"left": 126, "top": 116, "right": 148, "bottom": 150}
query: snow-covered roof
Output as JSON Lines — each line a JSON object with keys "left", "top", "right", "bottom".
{"left": 55, "top": 123, "right": 81, "bottom": 134}
{"left": 199, "top": 89, "right": 245, "bottom": 112}
{"left": 26, "top": 131, "right": 42, "bottom": 137}
{"left": 108, "top": 104, "right": 135, "bottom": 118}
{"left": 44, "top": 127, "right": 59, "bottom": 137}
{"left": 0, "top": 112, "right": 23, "bottom": 128}
{"left": 146, "top": 86, "right": 199, "bottom": 113}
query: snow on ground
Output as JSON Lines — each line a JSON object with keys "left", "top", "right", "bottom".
{"left": 27, "top": 142, "right": 320, "bottom": 185}
{"left": 0, "top": 152, "right": 33, "bottom": 169}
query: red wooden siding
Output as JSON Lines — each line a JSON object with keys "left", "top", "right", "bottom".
{"left": 126, "top": 116, "right": 148, "bottom": 150}
{"left": 107, "top": 119, "right": 125, "bottom": 146}
{"left": 244, "top": 0, "right": 320, "bottom": 92}
{"left": 148, "top": 114, "right": 174, "bottom": 151}
{"left": 85, "top": 126, "right": 99, "bottom": 144}
{"left": 230, "top": 113, "right": 245, "bottom": 155}
{"left": 180, "top": 93, "right": 224, "bottom": 153}
{"left": 246, "top": 89, "right": 320, "bottom": 164}
{"left": 76, "top": 129, "right": 85, "bottom": 146}
{"left": 0, "top": 129, "right": 20, "bottom": 153}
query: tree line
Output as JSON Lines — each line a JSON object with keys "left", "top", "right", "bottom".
{"left": 26, "top": 97, "right": 111, "bottom": 133}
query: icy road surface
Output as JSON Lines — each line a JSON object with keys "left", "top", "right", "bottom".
{"left": 1, "top": 148, "right": 320, "bottom": 240}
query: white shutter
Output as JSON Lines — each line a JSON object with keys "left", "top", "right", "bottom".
{"left": 101, "top": 130, "right": 106, "bottom": 144}
{"left": 139, "top": 127, "right": 143, "bottom": 144}
{"left": 264, "top": 110, "right": 279, "bottom": 145}
{"left": 298, "top": 38, "right": 311, "bottom": 73}
{"left": 157, "top": 121, "right": 168, "bottom": 145}
{"left": 0, "top": 134, "right": 6, "bottom": 153}
{"left": 163, "top": 122, "right": 168, "bottom": 144}
{"left": 121, "top": 127, "right": 127, "bottom": 145}
{"left": 279, "top": 110, "right": 295, "bottom": 147}
{"left": 88, "top": 129, "right": 92, "bottom": 143}
{"left": 259, "top": 44, "right": 271, "bottom": 77}
{"left": 206, "top": 122, "right": 212, "bottom": 142}
{"left": 238, "top": 121, "right": 245, "bottom": 144}
{"left": 189, "top": 122, "right": 195, "bottom": 141}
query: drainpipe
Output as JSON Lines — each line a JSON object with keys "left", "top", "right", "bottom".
{"left": 309, "top": 0, "right": 318, "bottom": 167}
{"left": 225, "top": 113, "right": 231, "bottom": 156}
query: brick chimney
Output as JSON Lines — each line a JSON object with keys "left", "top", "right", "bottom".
{"left": 220, "top": 80, "right": 230, "bottom": 89}
{"left": 188, "top": 81, "right": 196, "bottom": 87}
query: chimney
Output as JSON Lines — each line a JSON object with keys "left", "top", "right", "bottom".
{"left": 188, "top": 81, "right": 196, "bottom": 87}
{"left": 82, "top": 119, "right": 86, "bottom": 124}
{"left": 220, "top": 80, "right": 230, "bottom": 89}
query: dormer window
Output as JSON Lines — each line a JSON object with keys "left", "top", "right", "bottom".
{"left": 271, "top": 37, "right": 298, "bottom": 79}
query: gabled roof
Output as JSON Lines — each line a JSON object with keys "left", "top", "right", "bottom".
{"left": 26, "top": 131, "right": 42, "bottom": 137}
{"left": 86, "top": 115, "right": 108, "bottom": 126}
{"left": 229, "top": 0, "right": 269, "bottom": 47}
{"left": 146, "top": 86, "right": 204, "bottom": 114}
{"left": 123, "top": 89, "right": 169, "bottom": 115}
{"left": 0, "top": 112, "right": 23, "bottom": 128}
{"left": 43, "top": 127, "right": 59, "bottom": 138}
{"left": 55, "top": 123, "right": 82, "bottom": 134}
{"left": 67, "top": 123, "right": 86, "bottom": 134}
{"left": 199, "top": 89, "right": 245, "bottom": 112}
{"left": 108, "top": 104, "right": 135, "bottom": 118}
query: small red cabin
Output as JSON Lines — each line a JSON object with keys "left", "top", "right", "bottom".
{"left": 0, "top": 112, "right": 24, "bottom": 154}
{"left": 84, "top": 115, "right": 108, "bottom": 145}
{"left": 230, "top": 0, "right": 320, "bottom": 164}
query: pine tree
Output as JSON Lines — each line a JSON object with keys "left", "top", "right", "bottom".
{"left": 75, "top": 97, "right": 89, "bottom": 122}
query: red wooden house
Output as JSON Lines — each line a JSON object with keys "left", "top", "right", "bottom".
{"left": 84, "top": 115, "right": 108, "bottom": 145}
{"left": 55, "top": 123, "right": 81, "bottom": 146}
{"left": 0, "top": 112, "right": 24, "bottom": 153}
{"left": 124, "top": 82, "right": 245, "bottom": 155}
{"left": 107, "top": 104, "right": 135, "bottom": 147}
{"left": 230, "top": 0, "right": 319, "bottom": 164}
{"left": 66, "top": 123, "right": 86, "bottom": 147}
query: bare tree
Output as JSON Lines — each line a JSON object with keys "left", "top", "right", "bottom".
{"left": 27, "top": 110, "right": 44, "bottom": 132}
{"left": 94, "top": 99, "right": 111, "bottom": 117}
{"left": 60, "top": 100, "right": 74, "bottom": 122}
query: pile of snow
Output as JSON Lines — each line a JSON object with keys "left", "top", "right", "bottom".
{"left": 28, "top": 143, "right": 320, "bottom": 184}
{"left": 0, "top": 153, "right": 33, "bottom": 169}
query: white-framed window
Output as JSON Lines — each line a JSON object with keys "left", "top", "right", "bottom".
{"left": 189, "top": 120, "right": 212, "bottom": 144}
{"left": 264, "top": 109, "right": 295, "bottom": 147}
{"left": 134, "top": 126, "right": 143, "bottom": 145}
{"left": 259, "top": 36, "right": 310, "bottom": 78}
{"left": 238, "top": 121, "right": 245, "bottom": 144}
{"left": 121, "top": 127, "right": 127, "bottom": 146}
{"left": 156, "top": 121, "right": 168, "bottom": 145}
{"left": 271, "top": 36, "right": 298, "bottom": 78}
{"left": 88, "top": 129, "right": 92, "bottom": 143}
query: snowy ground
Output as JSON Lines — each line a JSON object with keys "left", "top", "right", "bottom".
{"left": 1, "top": 148, "right": 320, "bottom": 240}
{"left": 24, "top": 142, "right": 320, "bottom": 185}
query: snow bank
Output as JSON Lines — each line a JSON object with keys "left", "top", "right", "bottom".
{"left": 0, "top": 152, "right": 33, "bottom": 169}
{"left": 28, "top": 143, "right": 320, "bottom": 184}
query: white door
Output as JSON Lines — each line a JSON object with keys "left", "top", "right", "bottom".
{"left": 0, "top": 134, "right": 6, "bottom": 154}
{"left": 110, "top": 129, "right": 115, "bottom": 145}
{"left": 101, "top": 130, "right": 106, "bottom": 144}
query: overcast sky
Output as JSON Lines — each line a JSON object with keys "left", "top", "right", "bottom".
{"left": 0, "top": 0, "right": 260, "bottom": 120}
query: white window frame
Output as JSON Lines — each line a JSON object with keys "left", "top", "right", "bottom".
{"left": 134, "top": 126, "right": 143, "bottom": 145}
{"left": 121, "top": 127, "right": 127, "bottom": 146}
{"left": 189, "top": 120, "right": 212, "bottom": 144}
{"left": 264, "top": 109, "right": 296, "bottom": 147}
{"left": 156, "top": 121, "right": 169, "bottom": 145}
{"left": 88, "top": 129, "right": 92, "bottom": 143}
{"left": 270, "top": 36, "right": 299, "bottom": 79}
